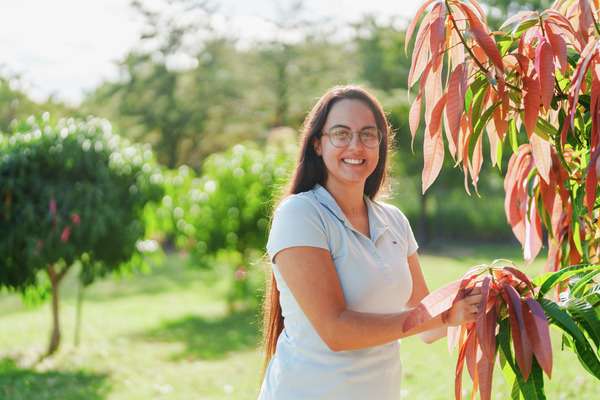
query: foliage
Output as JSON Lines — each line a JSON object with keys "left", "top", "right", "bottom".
{"left": 405, "top": 259, "right": 600, "bottom": 400}
{"left": 406, "top": 0, "right": 600, "bottom": 268}
{"left": 0, "top": 113, "right": 164, "bottom": 353}
{"left": 406, "top": 0, "right": 600, "bottom": 397}
{"left": 147, "top": 135, "right": 297, "bottom": 310}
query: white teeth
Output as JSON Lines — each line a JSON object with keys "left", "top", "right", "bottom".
{"left": 342, "top": 158, "right": 365, "bottom": 165}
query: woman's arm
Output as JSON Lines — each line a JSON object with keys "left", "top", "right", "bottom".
{"left": 274, "top": 246, "right": 480, "bottom": 352}
{"left": 405, "top": 251, "right": 449, "bottom": 343}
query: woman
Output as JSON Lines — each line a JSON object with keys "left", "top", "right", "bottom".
{"left": 258, "top": 85, "right": 481, "bottom": 399}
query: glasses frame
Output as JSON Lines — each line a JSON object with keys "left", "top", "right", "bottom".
{"left": 321, "top": 126, "right": 383, "bottom": 149}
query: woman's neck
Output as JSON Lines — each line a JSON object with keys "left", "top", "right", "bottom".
{"left": 323, "top": 179, "right": 366, "bottom": 218}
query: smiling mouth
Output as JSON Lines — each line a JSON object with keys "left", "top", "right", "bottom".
{"left": 342, "top": 158, "right": 366, "bottom": 165}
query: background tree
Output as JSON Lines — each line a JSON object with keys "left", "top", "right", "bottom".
{"left": 0, "top": 114, "right": 163, "bottom": 355}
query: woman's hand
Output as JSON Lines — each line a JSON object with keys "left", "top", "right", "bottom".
{"left": 443, "top": 286, "right": 482, "bottom": 326}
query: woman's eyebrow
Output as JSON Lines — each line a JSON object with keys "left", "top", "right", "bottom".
{"left": 329, "top": 124, "right": 377, "bottom": 130}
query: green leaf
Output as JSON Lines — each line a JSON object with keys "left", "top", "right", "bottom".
{"left": 509, "top": 119, "right": 519, "bottom": 153}
{"left": 473, "top": 102, "right": 500, "bottom": 144}
{"left": 535, "top": 264, "right": 597, "bottom": 298}
{"left": 540, "top": 298, "right": 600, "bottom": 379}
{"left": 565, "top": 298, "right": 600, "bottom": 349}
{"left": 571, "top": 268, "right": 600, "bottom": 297}
{"left": 534, "top": 118, "right": 557, "bottom": 142}
{"left": 512, "top": 18, "right": 539, "bottom": 37}
{"left": 497, "top": 319, "right": 544, "bottom": 399}
{"left": 471, "top": 82, "right": 488, "bottom": 123}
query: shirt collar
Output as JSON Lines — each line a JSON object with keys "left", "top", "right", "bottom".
{"left": 311, "top": 183, "right": 389, "bottom": 242}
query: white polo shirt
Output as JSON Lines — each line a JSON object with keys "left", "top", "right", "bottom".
{"left": 258, "top": 183, "right": 419, "bottom": 400}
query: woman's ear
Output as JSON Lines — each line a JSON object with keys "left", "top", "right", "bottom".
{"left": 313, "top": 137, "right": 322, "bottom": 157}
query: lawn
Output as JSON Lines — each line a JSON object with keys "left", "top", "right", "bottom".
{"left": 0, "top": 243, "right": 597, "bottom": 399}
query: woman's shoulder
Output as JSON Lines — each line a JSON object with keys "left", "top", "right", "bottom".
{"left": 273, "top": 190, "right": 322, "bottom": 219}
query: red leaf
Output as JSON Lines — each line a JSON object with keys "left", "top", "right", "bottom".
{"left": 502, "top": 284, "right": 533, "bottom": 380}
{"left": 476, "top": 277, "right": 496, "bottom": 361}
{"left": 586, "top": 149, "right": 600, "bottom": 212}
{"left": 523, "top": 75, "right": 541, "bottom": 139}
{"left": 503, "top": 266, "right": 535, "bottom": 294}
{"left": 459, "top": 3, "right": 504, "bottom": 73}
{"left": 422, "top": 95, "right": 446, "bottom": 194}
{"left": 409, "top": 12, "right": 433, "bottom": 87}
{"left": 524, "top": 196, "right": 543, "bottom": 263}
{"left": 535, "top": 39, "right": 555, "bottom": 110}
{"left": 568, "top": 40, "right": 597, "bottom": 130}
{"left": 428, "top": 93, "right": 447, "bottom": 138}
{"left": 476, "top": 345, "right": 495, "bottom": 400}
{"left": 405, "top": 0, "right": 437, "bottom": 53}
{"left": 530, "top": 132, "right": 552, "bottom": 184}
{"left": 545, "top": 21, "right": 568, "bottom": 74}
{"left": 410, "top": 93, "right": 422, "bottom": 151}
{"left": 455, "top": 329, "right": 476, "bottom": 400}
{"left": 523, "top": 298, "right": 553, "bottom": 378}
{"left": 403, "top": 279, "right": 462, "bottom": 332}
{"left": 446, "top": 63, "right": 468, "bottom": 159}
{"left": 469, "top": 130, "right": 484, "bottom": 194}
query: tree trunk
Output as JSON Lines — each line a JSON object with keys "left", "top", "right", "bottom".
{"left": 74, "top": 278, "right": 84, "bottom": 347}
{"left": 47, "top": 264, "right": 61, "bottom": 356}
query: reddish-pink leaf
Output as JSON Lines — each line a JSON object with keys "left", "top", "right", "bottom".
{"left": 405, "top": 0, "right": 437, "bottom": 53}
{"left": 459, "top": 3, "right": 504, "bottom": 73}
{"left": 469, "top": 130, "right": 483, "bottom": 194}
{"left": 487, "top": 120, "right": 500, "bottom": 167}
{"left": 535, "top": 39, "right": 555, "bottom": 110}
{"left": 448, "top": 325, "right": 463, "bottom": 353}
{"left": 446, "top": 63, "right": 467, "bottom": 158}
{"left": 523, "top": 75, "right": 541, "bottom": 139}
{"left": 422, "top": 97, "right": 446, "bottom": 194}
{"left": 502, "top": 284, "right": 533, "bottom": 381}
{"left": 545, "top": 21, "right": 568, "bottom": 74}
{"left": 465, "top": 328, "right": 479, "bottom": 382}
{"left": 476, "top": 345, "right": 495, "bottom": 400}
{"left": 586, "top": 149, "right": 600, "bottom": 212}
{"left": 476, "top": 277, "right": 496, "bottom": 361}
{"left": 568, "top": 40, "right": 597, "bottom": 130}
{"left": 530, "top": 132, "right": 552, "bottom": 184}
{"left": 499, "top": 10, "right": 537, "bottom": 30}
{"left": 409, "top": 15, "right": 432, "bottom": 88}
{"left": 523, "top": 298, "right": 553, "bottom": 379}
{"left": 455, "top": 329, "right": 475, "bottom": 400}
{"left": 428, "top": 93, "right": 447, "bottom": 138}
{"left": 503, "top": 266, "right": 535, "bottom": 294}
{"left": 429, "top": 5, "right": 447, "bottom": 71}
{"left": 524, "top": 196, "right": 543, "bottom": 263}
{"left": 410, "top": 93, "right": 422, "bottom": 151}
{"left": 403, "top": 279, "right": 462, "bottom": 332}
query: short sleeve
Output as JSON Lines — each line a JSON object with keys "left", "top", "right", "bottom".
{"left": 400, "top": 212, "right": 419, "bottom": 256}
{"left": 266, "top": 195, "right": 330, "bottom": 263}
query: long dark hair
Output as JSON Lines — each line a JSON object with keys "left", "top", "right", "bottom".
{"left": 260, "top": 84, "right": 392, "bottom": 377}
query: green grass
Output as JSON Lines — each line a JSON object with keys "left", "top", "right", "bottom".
{"left": 0, "top": 244, "right": 597, "bottom": 399}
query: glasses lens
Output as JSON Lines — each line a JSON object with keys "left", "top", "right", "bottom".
{"left": 329, "top": 127, "right": 351, "bottom": 147}
{"left": 360, "top": 128, "right": 381, "bottom": 148}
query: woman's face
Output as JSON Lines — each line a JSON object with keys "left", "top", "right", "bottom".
{"left": 314, "top": 98, "right": 380, "bottom": 188}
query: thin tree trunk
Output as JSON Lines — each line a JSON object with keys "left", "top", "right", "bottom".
{"left": 74, "top": 277, "right": 84, "bottom": 347}
{"left": 47, "top": 264, "right": 61, "bottom": 356}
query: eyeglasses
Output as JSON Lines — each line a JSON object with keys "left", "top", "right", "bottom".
{"left": 322, "top": 126, "right": 382, "bottom": 148}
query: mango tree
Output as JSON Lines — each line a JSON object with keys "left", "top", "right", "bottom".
{"left": 149, "top": 137, "right": 296, "bottom": 312}
{"left": 0, "top": 114, "right": 163, "bottom": 355}
{"left": 405, "top": 0, "right": 600, "bottom": 398}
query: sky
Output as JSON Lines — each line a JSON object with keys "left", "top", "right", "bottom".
{"left": 0, "top": 0, "right": 421, "bottom": 105}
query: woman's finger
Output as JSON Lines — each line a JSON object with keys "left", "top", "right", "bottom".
{"left": 465, "top": 294, "right": 482, "bottom": 305}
